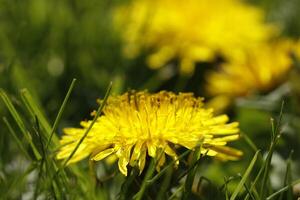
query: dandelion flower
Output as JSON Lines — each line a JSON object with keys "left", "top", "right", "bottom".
{"left": 204, "top": 39, "right": 295, "bottom": 112}
{"left": 206, "top": 40, "right": 294, "bottom": 98}
{"left": 57, "top": 91, "right": 241, "bottom": 176}
{"left": 113, "top": 0, "right": 275, "bottom": 74}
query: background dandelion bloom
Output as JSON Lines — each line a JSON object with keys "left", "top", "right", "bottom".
{"left": 204, "top": 40, "right": 295, "bottom": 112}
{"left": 57, "top": 91, "right": 241, "bottom": 176}
{"left": 113, "top": 0, "right": 275, "bottom": 74}
{"left": 206, "top": 40, "right": 294, "bottom": 98}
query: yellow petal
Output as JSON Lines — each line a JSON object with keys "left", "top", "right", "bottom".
{"left": 147, "top": 141, "right": 156, "bottom": 158}
{"left": 156, "top": 153, "right": 166, "bottom": 172}
{"left": 164, "top": 144, "right": 179, "bottom": 166}
{"left": 117, "top": 146, "right": 133, "bottom": 176}
{"left": 130, "top": 141, "right": 144, "bottom": 165}
{"left": 92, "top": 148, "right": 115, "bottom": 161}
{"left": 209, "top": 145, "right": 243, "bottom": 158}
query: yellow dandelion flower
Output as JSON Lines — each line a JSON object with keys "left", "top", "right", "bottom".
{"left": 57, "top": 91, "right": 241, "bottom": 176}
{"left": 205, "top": 40, "right": 294, "bottom": 112}
{"left": 206, "top": 40, "right": 293, "bottom": 98}
{"left": 113, "top": 0, "right": 275, "bottom": 74}
{"left": 294, "top": 39, "right": 300, "bottom": 59}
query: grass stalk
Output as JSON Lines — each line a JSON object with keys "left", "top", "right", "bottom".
{"left": 183, "top": 145, "right": 202, "bottom": 200}
{"left": 3, "top": 117, "right": 31, "bottom": 160}
{"left": 230, "top": 150, "right": 260, "bottom": 200}
{"left": 0, "top": 89, "right": 41, "bottom": 159}
{"left": 46, "top": 78, "right": 76, "bottom": 150}
{"left": 133, "top": 158, "right": 156, "bottom": 200}
{"left": 266, "top": 179, "right": 300, "bottom": 200}
{"left": 61, "top": 82, "right": 112, "bottom": 168}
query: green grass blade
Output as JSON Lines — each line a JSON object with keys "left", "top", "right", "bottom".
{"left": 147, "top": 149, "right": 191, "bottom": 184}
{"left": 241, "top": 131, "right": 258, "bottom": 152}
{"left": 266, "top": 179, "right": 300, "bottom": 200}
{"left": 183, "top": 144, "right": 202, "bottom": 200}
{"left": 260, "top": 101, "right": 284, "bottom": 199}
{"left": 156, "top": 167, "right": 173, "bottom": 200}
{"left": 133, "top": 158, "right": 156, "bottom": 200}
{"left": 46, "top": 78, "right": 77, "bottom": 150}
{"left": 20, "top": 88, "right": 56, "bottom": 144}
{"left": 168, "top": 185, "right": 184, "bottom": 200}
{"left": 61, "top": 82, "right": 112, "bottom": 168}
{"left": 119, "top": 168, "right": 139, "bottom": 200}
{"left": 279, "top": 150, "right": 294, "bottom": 200}
{"left": 230, "top": 150, "right": 260, "bottom": 200}
{"left": 0, "top": 89, "right": 41, "bottom": 160}
{"left": 2, "top": 117, "right": 31, "bottom": 160}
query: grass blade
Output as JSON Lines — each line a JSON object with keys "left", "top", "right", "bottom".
{"left": 2, "top": 117, "right": 31, "bottom": 160}
{"left": 133, "top": 158, "right": 156, "bottom": 200}
{"left": 279, "top": 150, "right": 294, "bottom": 200}
{"left": 183, "top": 144, "right": 202, "bottom": 200}
{"left": 156, "top": 167, "right": 173, "bottom": 200}
{"left": 260, "top": 101, "right": 284, "bottom": 199}
{"left": 147, "top": 149, "right": 191, "bottom": 184}
{"left": 61, "top": 82, "right": 112, "bottom": 168}
{"left": 0, "top": 89, "right": 41, "bottom": 159}
{"left": 241, "top": 131, "right": 258, "bottom": 152}
{"left": 266, "top": 179, "right": 300, "bottom": 200}
{"left": 20, "top": 88, "right": 57, "bottom": 144}
{"left": 230, "top": 150, "right": 260, "bottom": 200}
{"left": 46, "top": 78, "right": 76, "bottom": 150}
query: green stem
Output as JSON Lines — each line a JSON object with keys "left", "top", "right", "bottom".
{"left": 46, "top": 78, "right": 76, "bottom": 150}
{"left": 133, "top": 158, "right": 156, "bottom": 200}
{"left": 61, "top": 82, "right": 112, "bottom": 168}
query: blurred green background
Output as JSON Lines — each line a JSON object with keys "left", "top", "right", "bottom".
{"left": 0, "top": 0, "right": 300, "bottom": 199}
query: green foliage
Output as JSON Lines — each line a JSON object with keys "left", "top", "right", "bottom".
{"left": 0, "top": 0, "right": 300, "bottom": 199}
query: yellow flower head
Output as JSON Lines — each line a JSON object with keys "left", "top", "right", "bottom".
{"left": 57, "top": 91, "right": 241, "bottom": 176}
{"left": 114, "top": 0, "right": 275, "bottom": 74}
{"left": 206, "top": 40, "right": 294, "bottom": 98}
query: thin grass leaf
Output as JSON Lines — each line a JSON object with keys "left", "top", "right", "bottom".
{"left": 222, "top": 175, "right": 256, "bottom": 200}
{"left": 230, "top": 150, "right": 260, "bottom": 200}
{"left": 156, "top": 167, "right": 173, "bottom": 200}
{"left": 0, "top": 89, "right": 41, "bottom": 159}
{"left": 176, "top": 150, "right": 208, "bottom": 182}
{"left": 119, "top": 168, "right": 139, "bottom": 200}
{"left": 3, "top": 161, "right": 38, "bottom": 198}
{"left": 20, "top": 89, "right": 58, "bottom": 145}
{"left": 245, "top": 101, "right": 285, "bottom": 200}
{"left": 241, "top": 131, "right": 258, "bottom": 152}
{"left": 46, "top": 78, "right": 76, "bottom": 150}
{"left": 279, "top": 150, "right": 294, "bottom": 200}
{"left": 224, "top": 177, "right": 230, "bottom": 200}
{"left": 266, "top": 179, "right": 300, "bottom": 200}
{"left": 183, "top": 144, "right": 202, "bottom": 200}
{"left": 61, "top": 82, "right": 112, "bottom": 168}
{"left": 244, "top": 161, "right": 264, "bottom": 200}
{"left": 260, "top": 101, "right": 284, "bottom": 199}
{"left": 270, "top": 118, "right": 275, "bottom": 141}
{"left": 133, "top": 158, "right": 156, "bottom": 200}
{"left": 168, "top": 185, "right": 184, "bottom": 200}
{"left": 238, "top": 174, "right": 256, "bottom": 200}
{"left": 196, "top": 176, "right": 215, "bottom": 195}
{"left": 3, "top": 117, "right": 31, "bottom": 160}
{"left": 147, "top": 149, "right": 191, "bottom": 184}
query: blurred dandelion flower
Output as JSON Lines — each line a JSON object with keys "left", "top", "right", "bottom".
{"left": 205, "top": 40, "right": 294, "bottom": 111}
{"left": 57, "top": 91, "right": 241, "bottom": 176}
{"left": 113, "top": 0, "right": 275, "bottom": 74}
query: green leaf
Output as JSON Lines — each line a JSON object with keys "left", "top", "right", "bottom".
{"left": 230, "top": 150, "right": 260, "bottom": 200}
{"left": 46, "top": 78, "right": 77, "bottom": 150}
{"left": 61, "top": 82, "right": 112, "bottom": 168}
{"left": 0, "top": 89, "right": 41, "bottom": 160}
